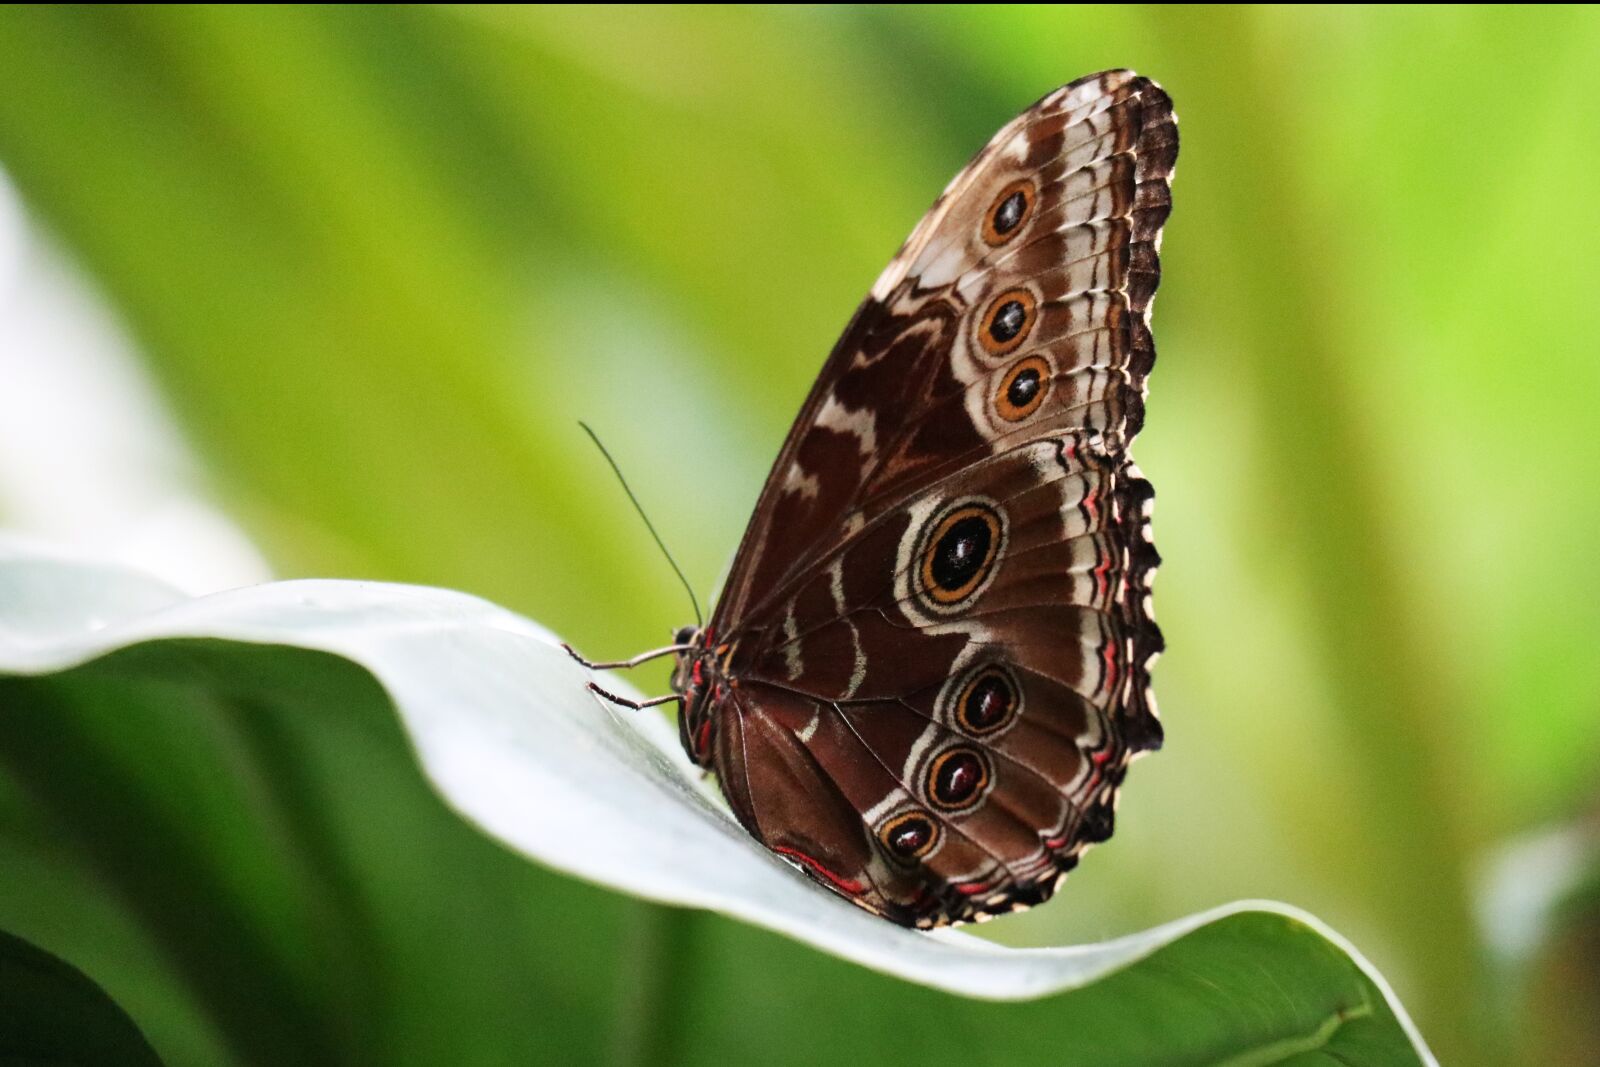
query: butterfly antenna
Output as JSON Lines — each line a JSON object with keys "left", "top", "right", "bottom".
{"left": 579, "top": 422, "right": 704, "bottom": 628}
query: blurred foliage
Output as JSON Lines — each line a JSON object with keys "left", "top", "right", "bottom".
{"left": 0, "top": 926, "right": 164, "bottom": 1065}
{"left": 0, "top": 5, "right": 1597, "bottom": 1066}
{"left": 1505, "top": 821, "right": 1600, "bottom": 1066}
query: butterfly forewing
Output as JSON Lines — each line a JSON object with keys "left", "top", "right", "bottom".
{"left": 683, "top": 69, "right": 1175, "bottom": 927}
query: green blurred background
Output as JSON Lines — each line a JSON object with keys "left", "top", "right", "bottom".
{"left": 1, "top": 5, "right": 1597, "bottom": 1065}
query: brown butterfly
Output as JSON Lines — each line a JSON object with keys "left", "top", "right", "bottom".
{"left": 575, "top": 69, "right": 1176, "bottom": 928}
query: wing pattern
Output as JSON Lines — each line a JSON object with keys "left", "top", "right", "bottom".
{"left": 693, "top": 70, "right": 1176, "bottom": 926}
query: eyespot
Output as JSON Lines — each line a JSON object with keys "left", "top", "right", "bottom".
{"left": 955, "top": 665, "right": 1020, "bottom": 737}
{"left": 878, "top": 810, "right": 940, "bottom": 861}
{"left": 994, "top": 355, "right": 1051, "bottom": 422}
{"left": 926, "top": 746, "right": 992, "bottom": 813}
{"left": 982, "top": 180, "right": 1036, "bottom": 246}
{"left": 978, "top": 289, "right": 1037, "bottom": 357}
{"left": 918, "top": 502, "right": 1004, "bottom": 607}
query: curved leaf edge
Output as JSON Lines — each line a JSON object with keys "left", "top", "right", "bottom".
{"left": 0, "top": 926, "right": 166, "bottom": 1066}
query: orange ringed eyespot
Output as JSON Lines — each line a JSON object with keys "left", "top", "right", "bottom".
{"left": 919, "top": 504, "right": 1003, "bottom": 606}
{"left": 879, "top": 810, "right": 940, "bottom": 860}
{"left": 982, "top": 179, "right": 1036, "bottom": 246}
{"left": 955, "top": 666, "right": 1019, "bottom": 736}
{"left": 927, "top": 746, "right": 991, "bottom": 811}
{"left": 994, "top": 355, "right": 1051, "bottom": 421}
{"left": 978, "top": 289, "right": 1037, "bottom": 356}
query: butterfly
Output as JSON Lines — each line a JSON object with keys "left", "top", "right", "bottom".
{"left": 575, "top": 69, "right": 1176, "bottom": 928}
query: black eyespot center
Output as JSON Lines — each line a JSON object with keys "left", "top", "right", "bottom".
{"left": 989, "top": 300, "right": 1026, "bottom": 343}
{"left": 931, "top": 516, "right": 992, "bottom": 591}
{"left": 992, "top": 190, "right": 1027, "bottom": 235}
{"left": 892, "top": 820, "right": 929, "bottom": 853}
{"left": 1007, "top": 368, "right": 1040, "bottom": 407}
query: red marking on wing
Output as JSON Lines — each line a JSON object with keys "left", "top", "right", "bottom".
{"left": 956, "top": 881, "right": 993, "bottom": 897}
{"left": 772, "top": 846, "right": 866, "bottom": 896}
{"left": 1080, "top": 747, "right": 1113, "bottom": 793}
{"left": 1092, "top": 548, "right": 1111, "bottom": 605}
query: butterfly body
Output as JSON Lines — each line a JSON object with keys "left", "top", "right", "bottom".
{"left": 658, "top": 70, "right": 1176, "bottom": 928}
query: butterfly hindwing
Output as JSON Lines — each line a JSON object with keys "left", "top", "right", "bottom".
{"left": 722, "top": 433, "right": 1158, "bottom": 924}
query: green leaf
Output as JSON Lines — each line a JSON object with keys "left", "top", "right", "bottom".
{"left": 0, "top": 539, "right": 1434, "bottom": 1065}
{"left": 0, "top": 926, "right": 164, "bottom": 1067}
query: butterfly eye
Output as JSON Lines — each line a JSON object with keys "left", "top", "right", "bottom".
{"left": 879, "top": 810, "right": 940, "bottom": 861}
{"left": 926, "top": 746, "right": 992, "bottom": 812}
{"left": 955, "top": 666, "right": 1020, "bottom": 736}
{"left": 994, "top": 355, "right": 1052, "bottom": 422}
{"left": 978, "top": 289, "right": 1037, "bottom": 356}
{"left": 918, "top": 503, "right": 1004, "bottom": 607}
{"left": 982, "top": 179, "right": 1036, "bottom": 246}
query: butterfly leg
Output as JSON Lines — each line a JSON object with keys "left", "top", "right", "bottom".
{"left": 584, "top": 681, "right": 679, "bottom": 711}
{"left": 565, "top": 643, "right": 685, "bottom": 711}
{"left": 561, "top": 642, "right": 690, "bottom": 672}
